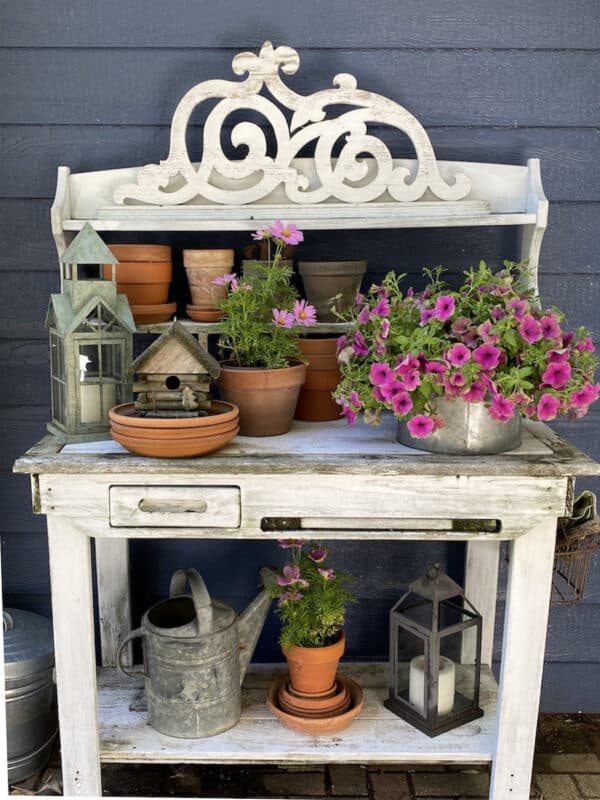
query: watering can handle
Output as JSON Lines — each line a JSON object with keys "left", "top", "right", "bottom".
{"left": 169, "top": 568, "right": 214, "bottom": 635}
{"left": 116, "top": 628, "right": 146, "bottom": 680}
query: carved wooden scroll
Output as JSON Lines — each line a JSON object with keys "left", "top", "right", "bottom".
{"left": 114, "top": 41, "right": 471, "bottom": 207}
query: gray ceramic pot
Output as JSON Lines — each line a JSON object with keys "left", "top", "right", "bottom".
{"left": 298, "top": 261, "right": 367, "bottom": 322}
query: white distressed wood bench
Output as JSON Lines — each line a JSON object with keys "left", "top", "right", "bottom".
{"left": 14, "top": 42, "right": 596, "bottom": 800}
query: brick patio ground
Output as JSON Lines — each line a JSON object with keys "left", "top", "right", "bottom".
{"left": 9, "top": 713, "right": 600, "bottom": 797}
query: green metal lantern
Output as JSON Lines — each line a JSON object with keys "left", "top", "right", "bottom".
{"left": 45, "top": 223, "right": 135, "bottom": 442}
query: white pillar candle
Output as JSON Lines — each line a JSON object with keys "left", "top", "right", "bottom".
{"left": 408, "top": 655, "right": 456, "bottom": 716}
{"left": 80, "top": 383, "right": 116, "bottom": 423}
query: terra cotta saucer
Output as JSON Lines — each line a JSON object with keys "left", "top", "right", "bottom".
{"left": 130, "top": 302, "right": 177, "bottom": 324}
{"left": 185, "top": 305, "right": 225, "bottom": 322}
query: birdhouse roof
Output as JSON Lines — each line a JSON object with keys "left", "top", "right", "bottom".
{"left": 45, "top": 293, "right": 136, "bottom": 335}
{"left": 61, "top": 222, "right": 118, "bottom": 265}
{"left": 130, "top": 321, "right": 220, "bottom": 378}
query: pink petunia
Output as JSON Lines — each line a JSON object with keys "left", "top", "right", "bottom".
{"left": 380, "top": 318, "right": 391, "bottom": 339}
{"left": 268, "top": 219, "right": 304, "bottom": 245}
{"left": 490, "top": 305, "right": 507, "bottom": 322}
{"left": 434, "top": 295, "right": 456, "bottom": 322}
{"left": 308, "top": 547, "right": 328, "bottom": 563}
{"left": 357, "top": 306, "right": 371, "bottom": 324}
{"left": 341, "top": 405, "right": 358, "bottom": 424}
{"left": 489, "top": 394, "right": 516, "bottom": 423}
{"left": 425, "top": 360, "right": 447, "bottom": 376}
{"left": 446, "top": 343, "right": 471, "bottom": 366}
{"left": 540, "top": 315, "right": 561, "bottom": 340}
{"left": 420, "top": 308, "right": 436, "bottom": 326}
{"left": 380, "top": 380, "right": 407, "bottom": 401}
{"left": 337, "top": 345, "right": 354, "bottom": 366}
{"left": 369, "top": 362, "right": 395, "bottom": 386}
{"left": 318, "top": 568, "right": 336, "bottom": 580}
{"left": 349, "top": 391, "right": 363, "bottom": 409}
{"left": 371, "top": 298, "right": 390, "bottom": 318}
{"left": 507, "top": 297, "right": 529, "bottom": 321}
{"left": 478, "top": 320, "right": 500, "bottom": 344}
{"left": 547, "top": 348, "right": 570, "bottom": 363}
{"left": 570, "top": 382, "right": 600, "bottom": 408}
{"left": 473, "top": 343, "right": 502, "bottom": 370}
{"left": 448, "top": 371, "right": 466, "bottom": 388}
{"left": 278, "top": 538, "right": 306, "bottom": 549}
{"left": 462, "top": 379, "right": 486, "bottom": 403}
{"left": 451, "top": 317, "right": 471, "bottom": 335}
{"left": 537, "top": 393, "right": 560, "bottom": 422}
{"left": 336, "top": 335, "right": 348, "bottom": 351}
{"left": 293, "top": 300, "right": 317, "bottom": 326}
{"left": 407, "top": 414, "right": 436, "bottom": 439}
{"left": 542, "top": 361, "right": 572, "bottom": 390}
{"left": 574, "top": 336, "right": 595, "bottom": 353}
{"left": 562, "top": 332, "right": 575, "bottom": 347}
{"left": 272, "top": 309, "right": 295, "bottom": 328}
{"left": 462, "top": 327, "right": 480, "bottom": 348}
{"left": 391, "top": 391, "right": 413, "bottom": 416}
{"left": 352, "top": 331, "right": 369, "bottom": 356}
{"left": 519, "top": 314, "right": 542, "bottom": 344}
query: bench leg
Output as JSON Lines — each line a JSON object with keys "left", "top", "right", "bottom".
{"left": 95, "top": 537, "right": 132, "bottom": 666}
{"left": 461, "top": 540, "right": 500, "bottom": 666}
{"left": 48, "top": 517, "right": 102, "bottom": 797}
{"left": 490, "top": 518, "right": 556, "bottom": 799}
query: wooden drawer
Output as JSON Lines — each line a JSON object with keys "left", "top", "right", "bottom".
{"left": 109, "top": 485, "right": 241, "bottom": 528}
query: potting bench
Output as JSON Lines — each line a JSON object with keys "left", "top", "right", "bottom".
{"left": 13, "top": 42, "right": 600, "bottom": 799}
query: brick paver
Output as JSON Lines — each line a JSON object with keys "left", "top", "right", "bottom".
{"left": 368, "top": 771, "right": 411, "bottom": 800}
{"left": 328, "top": 765, "right": 369, "bottom": 796}
{"left": 535, "top": 754, "right": 600, "bottom": 774}
{"left": 535, "top": 773, "right": 582, "bottom": 800}
{"left": 261, "top": 770, "right": 326, "bottom": 796}
{"left": 412, "top": 769, "right": 489, "bottom": 797}
{"left": 574, "top": 773, "right": 600, "bottom": 798}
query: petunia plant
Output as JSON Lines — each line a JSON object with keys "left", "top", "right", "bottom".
{"left": 263, "top": 539, "right": 356, "bottom": 649}
{"left": 334, "top": 261, "right": 599, "bottom": 438}
{"left": 215, "top": 221, "right": 317, "bottom": 369}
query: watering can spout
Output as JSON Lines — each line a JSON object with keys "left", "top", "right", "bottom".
{"left": 238, "top": 579, "right": 272, "bottom": 683}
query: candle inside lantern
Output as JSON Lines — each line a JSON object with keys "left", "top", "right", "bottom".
{"left": 409, "top": 655, "right": 456, "bottom": 716}
{"left": 80, "top": 383, "right": 116, "bottom": 423}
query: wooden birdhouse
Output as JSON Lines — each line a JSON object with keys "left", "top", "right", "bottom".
{"left": 46, "top": 223, "right": 136, "bottom": 442}
{"left": 130, "top": 322, "right": 220, "bottom": 417}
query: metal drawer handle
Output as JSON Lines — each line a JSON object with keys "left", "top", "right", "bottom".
{"left": 138, "top": 499, "right": 208, "bottom": 514}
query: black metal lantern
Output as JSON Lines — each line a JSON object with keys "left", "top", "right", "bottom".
{"left": 384, "top": 563, "right": 483, "bottom": 737}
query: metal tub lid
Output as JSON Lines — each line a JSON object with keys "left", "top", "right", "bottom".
{"left": 4, "top": 609, "right": 54, "bottom": 678}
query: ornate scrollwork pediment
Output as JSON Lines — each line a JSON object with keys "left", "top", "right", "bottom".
{"left": 113, "top": 41, "right": 471, "bottom": 207}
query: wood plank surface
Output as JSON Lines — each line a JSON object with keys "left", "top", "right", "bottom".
{"left": 2, "top": 50, "right": 599, "bottom": 127}
{"left": 97, "top": 662, "right": 498, "bottom": 764}
{"left": 3, "top": 0, "right": 599, "bottom": 48}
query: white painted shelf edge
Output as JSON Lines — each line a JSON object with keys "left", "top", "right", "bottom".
{"left": 98, "top": 662, "right": 497, "bottom": 764}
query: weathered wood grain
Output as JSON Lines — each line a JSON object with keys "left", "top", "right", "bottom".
{"left": 2, "top": 50, "right": 599, "bottom": 127}
{"left": 3, "top": 0, "right": 599, "bottom": 48}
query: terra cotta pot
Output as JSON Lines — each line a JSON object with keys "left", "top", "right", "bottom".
{"left": 217, "top": 361, "right": 307, "bottom": 436}
{"left": 184, "top": 249, "right": 234, "bottom": 309}
{"left": 294, "top": 337, "right": 341, "bottom": 422}
{"left": 298, "top": 261, "right": 367, "bottom": 322}
{"left": 282, "top": 631, "right": 345, "bottom": 694}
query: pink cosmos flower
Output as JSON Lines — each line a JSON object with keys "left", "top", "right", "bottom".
{"left": 407, "top": 415, "right": 436, "bottom": 439}
{"left": 278, "top": 538, "right": 306, "bottom": 549}
{"left": 251, "top": 229, "right": 266, "bottom": 241}
{"left": 349, "top": 391, "right": 363, "bottom": 409}
{"left": 478, "top": 320, "right": 500, "bottom": 344}
{"left": 473, "top": 343, "right": 502, "bottom": 370}
{"left": 268, "top": 219, "right": 304, "bottom": 245}
{"left": 537, "top": 393, "right": 560, "bottom": 422}
{"left": 380, "top": 380, "right": 407, "bottom": 401}
{"left": 308, "top": 547, "right": 328, "bottom": 563}
{"left": 372, "top": 298, "right": 390, "bottom": 318}
{"left": 380, "top": 319, "right": 390, "bottom": 339}
{"left": 489, "top": 395, "right": 516, "bottom": 423}
{"left": 434, "top": 295, "right": 455, "bottom": 322}
{"left": 278, "top": 590, "right": 304, "bottom": 605}
{"left": 540, "top": 315, "right": 561, "bottom": 340}
{"left": 212, "top": 273, "right": 237, "bottom": 286}
{"left": 507, "top": 297, "right": 529, "bottom": 321}
{"left": 570, "top": 382, "right": 600, "bottom": 408}
{"left": 447, "top": 343, "right": 471, "bottom": 366}
{"left": 352, "top": 331, "right": 369, "bottom": 356}
{"left": 272, "top": 309, "right": 295, "bottom": 328}
{"left": 542, "top": 361, "right": 572, "bottom": 390}
{"left": 391, "top": 391, "right": 413, "bottom": 416}
{"left": 462, "top": 379, "right": 486, "bottom": 403}
{"left": 574, "top": 336, "right": 595, "bottom": 353}
{"left": 451, "top": 317, "right": 471, "bottom": 335}
{"left": 420, "top": 308, "right": 436, "bottom": 326}
{"left": 519, "top": 314, "right": 542, "bottom": 344}
{"left": 369, "top": 362, "right": 395, "bottom": 386}
{"left": 276, "top": 565, "right": 309, "bottom": 588}
{"left": 293, "top": 300, "right": 317, "bottom": 326}
{"left": 318, "top": 568, "right": 336, "bottom": 580}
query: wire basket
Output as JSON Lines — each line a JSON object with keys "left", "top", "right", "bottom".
{"left": 552, "top": 514, "right": 600, "bottom": 606}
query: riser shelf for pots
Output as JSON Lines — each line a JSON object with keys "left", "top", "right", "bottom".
{"left": 136, "top": 320, "right": 351, "bottom": 335}
{"left": 98, "top": 662, "right": 498, "bottom": 765}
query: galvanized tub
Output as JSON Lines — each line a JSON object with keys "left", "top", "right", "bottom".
{"left": 397, "top": 397, "right": 522, "bottom": 455}
{"left": 117, "top": 568, "right": 270, "bottom": 738}
{"left": 4, "top": 609, "right": 58, "bottom": 784}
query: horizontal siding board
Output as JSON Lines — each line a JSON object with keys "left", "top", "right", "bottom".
{"left": 2, "top": 199, "right": 599, "bottom": 275}
{"left": 0, "top": 340, "right": 50, "bottom": 406}
{"left": 0, "top": 407, "right": 50, "bottom": 471}
{"left": 1, "top": 49, "right": 599, "bottom": 126}
{"left": 2, "top": 0, "right": 599, "bottom": 49}
{"left": 0, "top": 473, "right": 46, "bottom": 533}
{"left": 2, "top": 125, "right": 600, "bottom": 202}
{"left": 1, "top": 532, "right": 49, "bottom": 594}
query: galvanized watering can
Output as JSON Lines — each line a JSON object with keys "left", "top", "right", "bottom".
{"left": 117, "top": 568, "right": 271, "bottom": 738}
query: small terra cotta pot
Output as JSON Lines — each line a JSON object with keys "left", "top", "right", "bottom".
{"left": 282, "top": 631, "right": 345, "bottom": 694}
{"left": 295, "top": 337, "right": 341, "bottom": 422}
{"left": 184, "top": 249, "right": 234, "bottom": 309}
{"left": 217, "top": 361, "right": 307, "bottom": 437}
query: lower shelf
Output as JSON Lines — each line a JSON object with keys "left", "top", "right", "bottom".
{"left": 98, "top": 662, "right": 498, "bottom": 765}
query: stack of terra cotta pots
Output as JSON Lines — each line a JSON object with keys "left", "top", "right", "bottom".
{"left": 294, "top": 337, "right": 342, "bottom": 422}
{"left": 267, "top": 633, "right": 364, "bottom": 735}
{"left": 108, "top": 400, "right": 239, "bottom": 458}
{"left": 184, "top": 249, "right": 234, "bottom": 322}
{"left": 105, "top": 244, "right": 176, "bottom": 324}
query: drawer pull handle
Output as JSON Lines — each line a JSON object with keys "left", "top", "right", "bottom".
{"left": 138, "top": 499, "right": 208, "bottom": 514}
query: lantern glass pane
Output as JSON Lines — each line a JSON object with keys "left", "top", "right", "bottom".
{"left": 440, "top": 627, "right": 477, "bottom": 715}
{"left": 394, "top": 623, "right": 427, "bottom": 718}
{"left": 397, "top": 599, "right": 433, "bottom": 633}
{"left": 51, "top": 377, "right": 66, "bottom": 426}
{"left": 50, "top": 333, "right": 64, "bottom": 378}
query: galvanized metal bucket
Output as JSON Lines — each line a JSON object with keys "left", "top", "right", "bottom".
{"left": 117, "top": 568, "right": 270, "bottom": 738}
{"left": 4, "top": 609, "right": 58, "bottom": 784}
{"left": 397, "top": 398, "right": 522, "bottom": 455}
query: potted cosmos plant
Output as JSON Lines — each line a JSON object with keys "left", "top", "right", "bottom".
{"left": 215, "top": 222, "right": 317, "bottom": 436}
{"left": 264, "top": 539, "right": 356, "bottom": 694}
{"left": 334, "top": 261, "right": 599, "bottom": 454}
